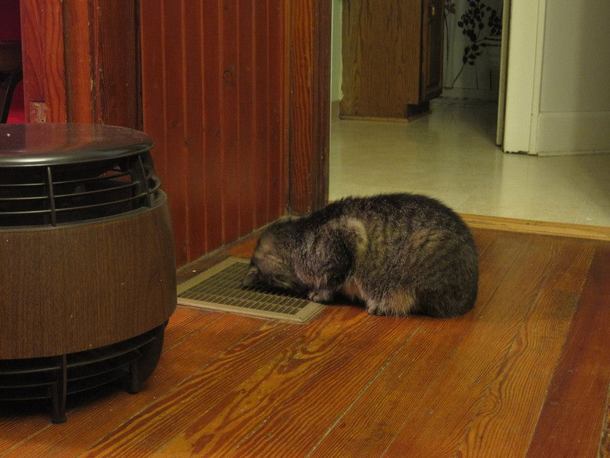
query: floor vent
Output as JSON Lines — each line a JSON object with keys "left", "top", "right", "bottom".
{"left": 177, "top": 258, "right": 324, "bottom": 323}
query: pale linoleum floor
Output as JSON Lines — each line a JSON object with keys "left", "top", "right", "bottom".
{"left": 330, "top": 98, "right": 610, "bottom": 227}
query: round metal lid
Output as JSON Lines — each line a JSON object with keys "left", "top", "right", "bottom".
{"left": 0, "top": 123, "right": 153, "bottom": 167}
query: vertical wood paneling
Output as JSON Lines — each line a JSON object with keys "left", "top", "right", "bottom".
{"left": 91, "top": 0, "right": 140, "bottom": 127}
{"left": 63, "top": 0, "right": 94, "bottom": 123}
{"left": 220, "top": 0, "right": 240, "bottom": 243}
{"left": 269, "top": 0, "right": 288, "bottom": 219}
{"left": 183, "top": 0, "right": 206, "bottom": 257}
{"left": 253, "top": 0, "right": 270, "bottom": 227}
{"left": 161, "top": 0, "right": 188, "bottom": 263}
{"left": 288, "top": 0, "right": 331, "bottom": 214}
{"left": 20, "top": 0, "right": 67, "bottom": 122}
{"left": 238, "top": 0, "right": 255, "bottom": 235}
{"left": 140, "top": 0, "right": 166, "bottom": 195}
{"left": 201, "top": 0, "right": 223, "bottom": 254}
{"left": 63, "top": 0, "right": 140, "bottom": 127}
{"left": 141, "top": 0, "right": 288, "bottom": 265}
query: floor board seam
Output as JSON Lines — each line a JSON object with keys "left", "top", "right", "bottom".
{"left": 524, "top": 245, "right": 597, "bottom": 456}
{"left": 304, "top": 326, "right": 423, "bottom": 458}
{"left": 227, "top": 310, "right": 387, "bottom": 454}
{"left": 165, "top": 310, "right": 223, "bottom": 351}
{"left": 448, "top": 238, "right": 578, "bottom": 456}
{"left": 82, "top": 320, "right": 286, "bottom": 454}
{"left": 0, "top": 310, "right": 226, "bottom": 457}
{"left": 375, "top": 234, "right": 542, "bottom": 456}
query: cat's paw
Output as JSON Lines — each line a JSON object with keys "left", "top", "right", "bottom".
{"left": 366, "top": 302, "right": 384, "bottom": 316}
{"left": 308, "top": 290, "right": 333, "bottom": 303}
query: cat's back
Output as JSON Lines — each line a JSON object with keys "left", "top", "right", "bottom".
{"left": 322, "top": 193, "right": 470, "bottom": 237}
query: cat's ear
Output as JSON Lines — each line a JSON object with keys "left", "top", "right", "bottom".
{"left": 341, "top": 218, "right": 367, "bottom": 248}
{"left": 328, "top": 217, "right": 368, "bottom": 256}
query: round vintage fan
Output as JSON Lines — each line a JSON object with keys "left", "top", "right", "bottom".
{"left": 0, "top": 123, "right": 176, "bottom": 423}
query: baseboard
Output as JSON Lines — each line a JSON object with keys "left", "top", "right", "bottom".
{"left": 461, "top": 213, "right": 610, "bottom": 242}
{"left": 442, "top": 87, "right": 499, "bottom": 101}
{"left": 338, "top": 114, "right": 409, "bottom": 123}
{"left": 536, "top": 111, "right": 610, "bottom": 155}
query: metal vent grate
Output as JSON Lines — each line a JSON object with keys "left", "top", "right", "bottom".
{"left": 0, "top": 153, "right": 161, "bottom": 227}
{"left": 177, "top": 258, "right": 325, "bottom": 323}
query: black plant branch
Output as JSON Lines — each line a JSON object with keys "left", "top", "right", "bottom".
{"left": 445, "top": 0, "right": 502, "bottom": 87}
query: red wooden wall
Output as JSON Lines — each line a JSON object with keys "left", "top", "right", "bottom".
{"left": 20, "top": 0, "right": 67, "bottom": 122}
{"left": 140, "top": 0, "right": 288, "bottom": 266}
{"left": 19, "top": 0, "right": 140, "bottom": 126}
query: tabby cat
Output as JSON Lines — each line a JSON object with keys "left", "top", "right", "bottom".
{"left": 242, "top": 193, "right": 478, "bottom": 317}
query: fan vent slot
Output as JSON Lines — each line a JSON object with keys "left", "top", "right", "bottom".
{"left": 0, "top": 153, "right": 161, "bottom": 227}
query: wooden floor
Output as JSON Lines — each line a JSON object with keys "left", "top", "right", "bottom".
{"left": 1, "top": 228, "right": 609, "bottom": 457}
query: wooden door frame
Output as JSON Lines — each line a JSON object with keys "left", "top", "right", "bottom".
{"left": 287, "top": 0, "right": 332, "bottom": 215}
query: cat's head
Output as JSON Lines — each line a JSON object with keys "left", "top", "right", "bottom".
{"left": 241, "top": 218, "right": 306, "bottom": 294}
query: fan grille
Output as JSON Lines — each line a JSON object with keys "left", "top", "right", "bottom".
{"left": 0, "top": 152, "right": 161, "bottom": 227}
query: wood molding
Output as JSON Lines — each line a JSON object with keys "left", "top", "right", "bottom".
{"left": 20, "top": 0, "right": 140, "bottom": 127}
{"left": 90, "top": 0, "right": 140, "bottom": 128}
{"left": 288, "top": 0, "right": 332, "bottom": 214}
{"left": 63, "top": 0, "right": 140, "bottom": 127}
{"left": 63, "top": 0, "right": 95, "bottom": 123}
{"left": 462, "top": 213, "right": 610, "bottom": 242}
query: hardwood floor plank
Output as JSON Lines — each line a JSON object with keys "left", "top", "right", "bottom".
{"left": 163, "top": 308, "right": 222, "bottom": 350}
{"left": 313, "top": 233, "right": 593, "bottom": 457}
{"left": 0, "top": 308, "right": 202, "bottom": 451}
{"left": 1, "top": 310, "right": 264, "bottom": 458}
{"left": 527, "top": 244, "right": 610, "bottom": 458}
{"left": 79, "top": 311, "right": 356, "bottom": 456}
{"left": 382, "top": 237, "right": 595, "bottom": 457}
{"left": 3, "top": 230, "right": 608, "bottom": 457}
{"left": 0, "top": 411, "right": 49, "bottom": 454}
{"left": 156, "top": 310, "right": 418, "bottom": 456}
{"left": 451, "top": 239, "right": 594, "bottom": 456}
{"left": 309, "top": 231, "right": 538, "bottom": 456}
{"left": 471, "top": 227, "right": 499, "bottom": 257}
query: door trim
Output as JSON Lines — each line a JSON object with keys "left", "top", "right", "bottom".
{"left": 287, "top": 0, "right": 332, "bottom": 214}
{"left": 502, "top": 0, "right": 546, "bottom": 154}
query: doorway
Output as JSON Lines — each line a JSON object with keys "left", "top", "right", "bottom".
{"left": 330, "top": 0, "right": 507, "bottom": 206}
{"left": 327, "top": 1, "right": 610, "bottom": 227}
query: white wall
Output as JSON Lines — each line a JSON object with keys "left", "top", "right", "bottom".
{"left": 504, "top": 0, "right": 610, "bottom": 154}
{"left": 443, "top": 0, "right": 503, "bottom": 100}
{"left": 535, "top": 0, "right": 610, "bottom": 154}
